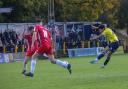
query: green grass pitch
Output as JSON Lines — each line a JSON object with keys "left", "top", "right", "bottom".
{"left": 0, "top": 54, "right": 128, "bottom": 89}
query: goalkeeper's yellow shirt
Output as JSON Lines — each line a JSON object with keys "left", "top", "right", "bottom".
{"left": 101, "top": 28, "right": 118, "bottom": 43}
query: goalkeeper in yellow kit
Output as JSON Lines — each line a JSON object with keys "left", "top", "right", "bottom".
{"left": 90, "top": 24, "right": 119, "bottom": 68}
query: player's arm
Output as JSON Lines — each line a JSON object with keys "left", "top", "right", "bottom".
{"left": 24, "top": 39, "right": 29, "bottom": 48}
{"left": 22, "top": 28, "right": 27, "bottom": 39}
{"left": 90, "top": 34, "right": 103, "bottom": 41}
{"left": 31, "top": 31, "right": 37, "bottom": 49}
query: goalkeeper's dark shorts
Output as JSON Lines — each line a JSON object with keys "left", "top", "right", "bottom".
{"left": 108, "top": 41, "right": 119, "bottom": 53}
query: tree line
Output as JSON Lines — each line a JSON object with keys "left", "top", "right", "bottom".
{"left": 0, "top": 0, "right": 127, "bottom": 28}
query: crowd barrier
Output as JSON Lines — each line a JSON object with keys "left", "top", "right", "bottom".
{"left": 62, "top": 41, "right": 101, "bottom": 55}
{"left": 0, "top": 45, "right": 25, "bottom": 53}
{"left": 67, "top": 47, "right": 103, "bottom": 58}
{"left": 0, "top": 52, "right": 24, "bottom": 63}
{"left": 0, "top": 40, "right": 126, "bottom": 63}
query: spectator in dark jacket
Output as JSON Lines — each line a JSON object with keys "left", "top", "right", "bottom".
{"left": 0, "top": 31, "right": 6, "bottom": 46}
{"left": 3, "top": 30, "right": 11, "bottom": 45}
{"left": 11, "top": 30, "right": 18, "bottom": 45}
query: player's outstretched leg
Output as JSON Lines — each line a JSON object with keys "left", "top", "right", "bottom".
{"left": 90, "top": 53, "right": 105, "bottom": 64}
{"left": 67, "top": 63, "right": 72, "bottom": 74}
{"left": 55, "top": 60, "right": 72, "bottom": 74}
{"left": 48, "top": 54, "right": 72, "bottom": 74}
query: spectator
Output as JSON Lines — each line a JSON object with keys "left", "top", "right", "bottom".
{"left": 11, "top": 30, "right": 18, "bottom": 45}
{"left": 3, "top": 30, "right": 11, "bottom": 45}
{"left": 0, "top": 41, "right": 3, "bottom": 53}
{"left": 0, "top": 31, "right": 6, "bottom": 46}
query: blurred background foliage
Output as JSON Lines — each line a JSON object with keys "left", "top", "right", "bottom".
{"left": 0, "top": 0, "right": 127, "bottom": 28}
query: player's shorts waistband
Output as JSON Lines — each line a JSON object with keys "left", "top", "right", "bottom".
{"left": 111, "top": 40, "right": 119, "bottom": 43}
{"left": 110, "top": 41, "right": 119, "bottom": 45}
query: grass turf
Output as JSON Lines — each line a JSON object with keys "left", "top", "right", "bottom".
{"left": 0, "top": 54, "right": 128, "bottom": 89}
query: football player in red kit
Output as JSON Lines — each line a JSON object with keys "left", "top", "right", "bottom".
{"left": 24, "top": 25, "right": 72, "bottom": 77}
{"left": 22, "top": 26, "right": 38, "bottom": 74}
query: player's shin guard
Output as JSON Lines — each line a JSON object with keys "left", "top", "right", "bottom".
{"left": 30, "top": 59, "right": 37, "bottom": 74}
{"left": 103, "top": 56, "right": 111, "bottom": 66}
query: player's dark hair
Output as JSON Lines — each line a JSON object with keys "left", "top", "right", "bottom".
{"left": 98, "top": 24, "right": 106, "bottom": 29}
{"left": 92, "top": 23, "right": 101, "bottom": 28}
{"left": 28, "top": 26, "right": 34, "bottom": 31}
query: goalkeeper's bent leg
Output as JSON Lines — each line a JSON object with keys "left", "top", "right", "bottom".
{"left": 103, "top": 56, "right": 111, "bottom": 66}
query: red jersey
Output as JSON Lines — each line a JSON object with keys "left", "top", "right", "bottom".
{"left": 24, "top": 34, "right": 38, "bottom": 51}
{"left": 34, "top": 25, "right": 52, "bottom": 47}
{"left": 24, "top": 34, "right": 32, "bottom": 51}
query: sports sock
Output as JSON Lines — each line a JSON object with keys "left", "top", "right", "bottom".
{"left": 103, "top": 56, "right": 111, "bottom": 66}
{"left": 56, "top": 59, "right": 68, "bottom": 68}
{"left": 97, "top": 53, "right": 105, "bottom": 60}
{"left": 30, "top": 59, "right": 37, "bottom": 74}
{"left": 23, "top": 57, "right": 27, "bottom": 70}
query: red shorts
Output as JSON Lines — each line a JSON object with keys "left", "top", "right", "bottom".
{"left": 26, "top": 49, "right": 36, "bottom": 57}
{"left": 36, "top": 45, "right": 53, "bottom": 55}
{"left": 26, "top": 41, "right": 38, "bottom": 57}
